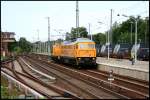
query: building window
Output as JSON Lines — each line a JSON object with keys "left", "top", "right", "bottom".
{"left": 10, "top": 34, "right": 14, "bottom": 38}
{"left": 7, "top": 34, "right": 10, "bottom": 38}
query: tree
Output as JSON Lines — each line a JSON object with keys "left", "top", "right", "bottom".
{"left": 65, "top": 32, "right": 71, "bottom": 40}
{"left": 93, "top": 33, "right": 106, "bottom": 44}
{"left": 8, "top": 41, "right": 18, "bottom": 52}
{"left": 78, "top": 27, "right": 88, "bottom": 38}
{"left": 55, "top": 38, "right": 63, "bottom": 43}
{"left": 13, "top": 46, "right": 22, "bottom": 55}
{"left": 18, "top": 37, "right": 32, "bottom": 53}
{"left": 8, "top": 37, "right": 33, "bottom": 54}
{"left": 111, "top": 16, "right": 149, "bottom": 44}
{"left": 66, "top": 27, "right": 88, "bottom": 40}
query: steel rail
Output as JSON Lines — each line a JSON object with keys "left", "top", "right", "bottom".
{"left": 23, "top": 56, "right": 104, "bottom": 99}
{"left": 17, "top": 58, "right": 81, "bottom": 99}
{"left": 25, "top": 56, "right": 127, "bottom": 99}
{"left": 28, "top": 55, "right": 148, "bottom": 99}
{"left": 1, "top": 67, "right": 51, "bottom": 99}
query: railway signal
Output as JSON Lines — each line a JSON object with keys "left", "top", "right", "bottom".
{"left": 108, "top": 70, "right": 114, "bottom": 87}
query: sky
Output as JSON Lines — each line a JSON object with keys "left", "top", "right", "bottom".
{"left": 1, "top": 1, "right": 149, "bottom": 42}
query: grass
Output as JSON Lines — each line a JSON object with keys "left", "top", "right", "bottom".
{"left": 1, "top": 76, "right": 23, "bottom": 99}
{"left": 1, "top": 56, "right": 10, "bottom": 61}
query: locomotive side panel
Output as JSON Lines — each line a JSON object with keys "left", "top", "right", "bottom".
{"left": 61, "top": 45, "right": 76, "bottom": 57}
{"left": 51, "top": 44, "right": 61, "bottom": 61}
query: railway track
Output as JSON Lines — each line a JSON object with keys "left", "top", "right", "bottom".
{"left": 84, "top": 70, "right": 149, "bottom": 94}
{"left": 89, "top": 69, "right": 149, "bottom": 85}
{"left": 37, "top": 53, "right": 149, "bottom": 88}
{"left": 28, "top": 54, "right": 149, "bottom": 99}
{"left": 22, "top": 56, "right": 108, "bottom": 99}
{"left": 17, "top": 57, "right": 80, "bottom": 99}
{"left": 1, "top": 62, "right": 52, "bottom": 99}
{"left": 24, "top": 55, "right": 129, "bottom": 99}
{"left": 1, "top": 58, "right": 79, "bottom": 99}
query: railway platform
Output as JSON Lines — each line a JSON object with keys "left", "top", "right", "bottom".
{"left": 96, "top": 57, "right": 149, "bottom": 81}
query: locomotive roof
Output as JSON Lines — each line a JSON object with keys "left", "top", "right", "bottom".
{"left": 62, "top": 38, "right": 94, "bottom": 45}
{"left": 76, "top": 38, "right": 94, "bottom": 42}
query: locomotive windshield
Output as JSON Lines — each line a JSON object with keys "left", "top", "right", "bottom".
{"left": 79, "top": 44, "right": 95, "bottom": 49}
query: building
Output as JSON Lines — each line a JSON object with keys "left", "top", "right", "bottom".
{"left": 1, "top": 32, "right": 15, "bottom": 57}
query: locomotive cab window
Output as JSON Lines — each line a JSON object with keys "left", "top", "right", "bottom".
{"left": 79, "top": 43, "right": 95, "bottom": 49}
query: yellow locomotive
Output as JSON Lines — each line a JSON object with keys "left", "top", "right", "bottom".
{"left": 51, "top": 38, "right": 96, "bottom": 68}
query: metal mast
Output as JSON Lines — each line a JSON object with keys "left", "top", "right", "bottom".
{"left": 130, "top": 22, "right": 133, "bottom": 44}
{"left": 37, "top": 29, "right": 40, "bottom": 53}
{"left": 110, "top": 9, "right": 112, "bottom": 45}
{"left": 76, "top": 1, "right": 79, "bottom": 38}
{"left": 37, "top": 29, "right": 39, "bottom": 41}
{"left": 108, "top": 9, "right": 112, "bottom": 60}
{"left": 89, "top": 23, "right": 92, "bottom": 40}
{"left": 46, "top": 17, "right": 51, "bottom": 58}
{"left": 135, "top": 19, "right": 137, "bottom": 62}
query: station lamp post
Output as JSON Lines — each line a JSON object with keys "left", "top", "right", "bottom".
{"left": 98, "top": 21, "right": 110, "bottom": 60}
{"left": 129, "top": 21, "right": 133, "bottom": 44}
{"left": 88, "top": 23, "right": 93, "bottom": 40}
{"left": 88, "top": 22, "right": 102, "bottom": 41}
{"left": 117, "top": 14, "right": 138, "bottom": 62}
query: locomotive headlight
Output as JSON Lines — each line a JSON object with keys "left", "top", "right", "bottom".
{"left": 92, "top": 58, "right": 95, "bottom": 60}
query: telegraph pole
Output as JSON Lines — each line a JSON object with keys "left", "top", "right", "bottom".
{"left": 135, "top": 20, "right": 137, "bottom": 62}
{"left": 46, "top": 17, "right": 51, "bottom": 59}
{"left": 108, "top": 9, "right": 112, "bottom": 60}
{"left": 130, "top": 22, "right": 133, "bottom": 44}
{"left": 76, "top": 1, "right": 79, "bottom": 38}
{"left": 110, "top": 9, "right": 113, "bottom": 44}
{"left": 32, "top": 37, "right": 34, "bottom": 52}
{"left": 88, "top": 23, "right": 92, "bottom": 40}
{"left": 145, "top": 17, "right": 148, "bottom": 45}
{"left": 37, "top": 29, "right": 39, "bottom": 41}
{"left": 129, "top": 21, "right": 133, "bottom": 44}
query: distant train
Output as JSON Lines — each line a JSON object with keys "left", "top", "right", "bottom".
{"left": 51, "top": 38, "right": 97, "bottom": 68}
{"left": 111, "top": 43, "right": 132, "bottom": 59}
{"left": 137, "top": 43, "right": 149, "bottom": 61}
{"left": 96, "top": 43, "right": 149, "bottom": 61}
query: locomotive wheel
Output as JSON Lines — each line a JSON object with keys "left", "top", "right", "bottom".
{"left": 76, "top": 59, "right": 79, "bottom": 65}
{"left": 77, "top": 65, "right": 81, "bottom": 69}
{"left": 76, "top": 60, "right": 81, "bottom": 69}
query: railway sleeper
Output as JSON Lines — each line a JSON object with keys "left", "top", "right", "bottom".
{"left": 26, "top": 55, "right": 148, "bottom": 99}
{"left": 72, "top": 72, "right": 147, "bottom": 98}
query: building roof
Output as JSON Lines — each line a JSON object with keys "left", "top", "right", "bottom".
{"left": 1, "top": 32, "right": 15, "bottom": 35}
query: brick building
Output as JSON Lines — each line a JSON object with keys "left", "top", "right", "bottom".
{"left": 1, "top": 32, "right": 15, "bottom": 57}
